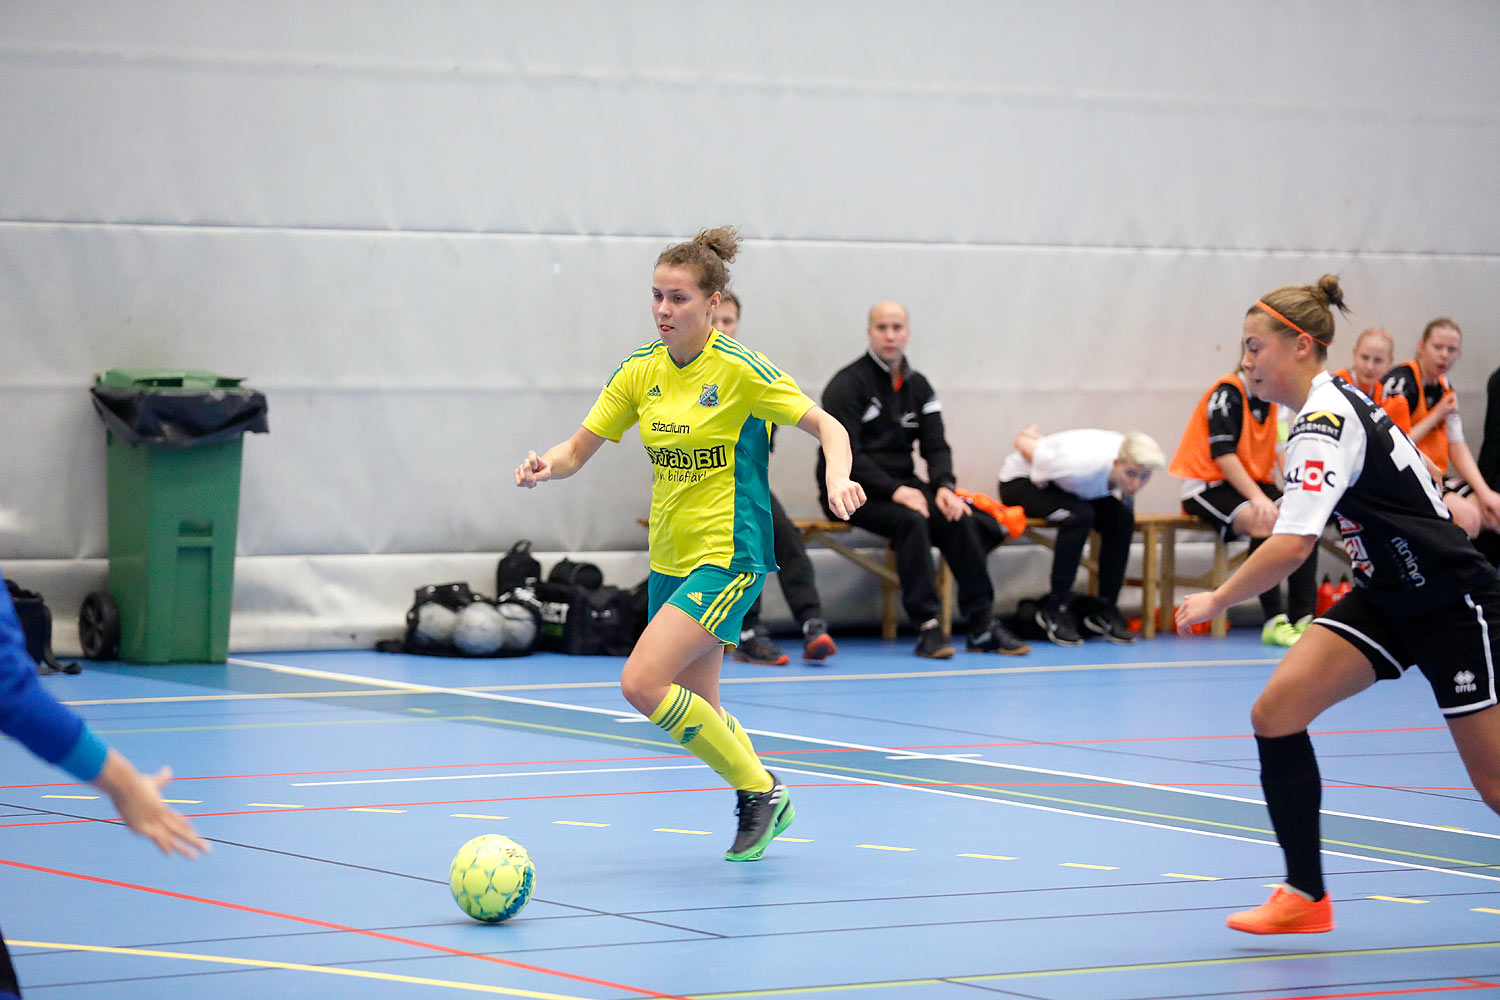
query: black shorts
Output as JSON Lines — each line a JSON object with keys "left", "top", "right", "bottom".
{"left": 1181, "top": 482, "right": 1282, "bottom": 542}
{"left": 1316, "top": 582, "right": 1500, "bottom": 718}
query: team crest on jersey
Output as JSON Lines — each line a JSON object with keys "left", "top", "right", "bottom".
{"left": 1291, "top": 410, "right": 1344, "bottom": 440}
{"left": 698, "top": 384, "right": 720, "bottom": 407}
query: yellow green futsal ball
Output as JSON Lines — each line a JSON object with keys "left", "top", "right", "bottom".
{"left": 449, "top": 834, "right": 534, "bottom": 922}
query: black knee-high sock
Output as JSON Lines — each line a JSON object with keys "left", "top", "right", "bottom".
{"left": 1286, "top": 546, "right": 1320, "bottom": 622}
{"left": 1248, "top": 537, "right": 1287, "bottom": 619}
{"left": 1256, "top": 731, "right": 1325, "bottom": 900}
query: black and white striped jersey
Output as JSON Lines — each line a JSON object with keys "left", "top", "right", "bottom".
{"left": 1275, "top": 372, "right": 1496, "bottom": 614}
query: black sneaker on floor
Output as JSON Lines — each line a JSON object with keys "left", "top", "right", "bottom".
{"left": 1035, "top": 603, "right": 1085, "bottom": 647}
{"left": 967, "top": 617, "right": 1031, "bottom": 655}
{"left": 732, "top": 629, "right": 789, "bottom": 666}
{"left": 725, "top": 772, "right": 795, "bottom": 862}
{"left": 802, "top": 618, "right": 837, "bottom": 661}
{"left": 1082, "top": 604, "right": 1137, "bottom": 644}
{"left": 914, "top": 623, "right": 956, "bottom": 659}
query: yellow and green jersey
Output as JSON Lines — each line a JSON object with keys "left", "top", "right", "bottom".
{"left": 584, "top": 329, "right": 814, "bottom": 576}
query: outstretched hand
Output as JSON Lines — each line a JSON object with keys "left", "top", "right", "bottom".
{"left": 515, "top": 451, "right": 552, "bottom": 488}
{"left": 1175, "top": 592, "right": 1218, "bottom": 636}
{"left": 94, "top": 752, "right": 210, "bottom": 858}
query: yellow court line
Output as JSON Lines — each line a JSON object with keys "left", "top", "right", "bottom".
{"left": 1370, "top": 895, "right": 1428, "bottom": 904}
{"left": 41, "top": 794, "right": 97, "bottom": 800}
{"left": 8, "top": 941, "right": 591, "bottom": 999}
{"left": 856, "top": 844, "right": 914, "bottom": 852}
{"left": 1060, "top": 863, "right": 1118, "bottom": 870}
{"left": 689, "top": 939, "right": 1500, "bottom": 998}
{"left": 453, "top": 814, "right": 510, "bottom": 821}
{"left": 247, "top": 802, "right": 303, "bottom": 809}
{"left": 958, "top": 853, "right": 1015, "bottom": 861}
{"left": 1162, "top": 872, "right": 1219, "bottom": 881}
{"left": 349, "top": 807, "right": 406, "bottom": 814}
{"left": 654, "top": 828, "right": 712, "bottom": 835}
{"left": 552, "top": 820, "right": 609, "bottom": 828}
{"left": 774, "top": 837, "right": 813, "bottom": 843}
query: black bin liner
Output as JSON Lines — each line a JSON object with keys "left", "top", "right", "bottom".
{"left": 91, "top": 385, "right": 269, "bottom": 447}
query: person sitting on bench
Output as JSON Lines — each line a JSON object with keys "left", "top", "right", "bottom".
{"left": 999, "top": 427, "right": 1164, "bottom": 645}
{"left": 819, "top": 300, "right": 1028, "bottom": 660}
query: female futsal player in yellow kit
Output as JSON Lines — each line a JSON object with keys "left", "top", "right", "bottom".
{"left": 516, "top": 226, "right": 865, "bottom": 861}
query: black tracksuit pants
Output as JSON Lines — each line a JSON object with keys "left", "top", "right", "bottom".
{"left": 741, "top": 492, "right": 824, "bottom": 633}
{"left": 999, "top": 479, "right": 1134, "bottom": 607}
{"left": 835, "top": 481, "right": 1007, "bottom": 633}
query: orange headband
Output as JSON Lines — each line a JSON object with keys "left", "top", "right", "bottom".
{"left": 1254, "top": 300, "right": 1330, "bottom": 347}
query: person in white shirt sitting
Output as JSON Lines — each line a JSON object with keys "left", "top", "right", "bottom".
{"left": 999, "top": 428, "right": 1165, "bottom": 644}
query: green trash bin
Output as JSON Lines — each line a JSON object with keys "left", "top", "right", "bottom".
{"left": 86, "top": 369, "right": 269, "bottom": 664}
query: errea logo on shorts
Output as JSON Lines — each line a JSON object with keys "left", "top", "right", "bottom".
{"left": 1455, "top": 670, "right": 1478, "bottom": 694}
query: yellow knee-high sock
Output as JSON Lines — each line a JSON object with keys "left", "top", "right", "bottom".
{"left": 650, "top": 684, "right": 772, "bottom": 792}
{"left": 721, "top": 708, "right": 757, "bottom": 758}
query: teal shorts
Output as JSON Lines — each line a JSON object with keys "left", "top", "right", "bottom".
{"left": 648, "top": 566, "right": 766, "bottom": 645}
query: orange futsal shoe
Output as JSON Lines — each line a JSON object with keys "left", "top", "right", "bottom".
{"left": 1226, "top": 888, "right": 1334, "bottom": 935}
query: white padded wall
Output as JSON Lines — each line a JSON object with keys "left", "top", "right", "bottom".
{"left": 2, "top": 1, "right": 1497, "bottom": 647}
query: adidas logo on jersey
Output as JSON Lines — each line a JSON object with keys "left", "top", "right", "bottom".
{"left": 687, "top": 592, "right": 704, "bottom": 606}
{"left": 647, "top": 385, "right": 662, "bottom": 397}
{"left": 1455, "top": 670, "right": 1478, "bottom": 694}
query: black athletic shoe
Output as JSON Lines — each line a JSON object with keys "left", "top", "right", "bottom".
{"left": 733, "top": 629, "right": 789, "bottom": 666}
{"left": 725, "top": 772, "right": 795, "bottom": 862}
{"left": 967, "top": 617, "right": 1031, "bottom": 655}
{"left": 802, "top": 618, "right": 837, "bottom": 661}
{"left": 914, "top": 622, "right": 956, "bottom": 659}
{"left": 1082, "top": 604, "right": 1137, "bottom": 644}
{"left": 1035, "top": 603, "right": 1085, "bottom": 647}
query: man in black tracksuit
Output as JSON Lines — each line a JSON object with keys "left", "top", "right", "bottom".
{"left": 818, "top": 301, "right": 1029, "bottom": 659}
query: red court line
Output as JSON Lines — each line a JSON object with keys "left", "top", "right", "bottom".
{"left": 1, "top": 724, "right": 1449, "bottom": 790}
{"left": 0, "top": 857, "right": 688, "bottom": 999}
{"left": 1259, "top": 976, "right": 1499, "bottom": 999}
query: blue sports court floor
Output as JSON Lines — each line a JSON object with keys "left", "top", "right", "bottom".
{"left": 4, "top": 632, "right": 1500, "bottom": 999}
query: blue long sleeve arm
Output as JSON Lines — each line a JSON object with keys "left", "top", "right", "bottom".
{"left": 0, "top": 571, "right": 108, "bottom": 781}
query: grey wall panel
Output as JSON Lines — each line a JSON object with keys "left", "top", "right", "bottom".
{"left": 4, "top": 2, "right": 1498, "bottom": 250}
{"left": 3, "top": 1, "right": 1498, "bottom": 642}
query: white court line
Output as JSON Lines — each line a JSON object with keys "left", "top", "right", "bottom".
{"left": 292, "top": 764, "right": 704, "bottom": 787}
{"left": 768, "top": 765, "right": 1500, "bottom": 885}
{"left": 226, "top": 657, "right": 1500, "bottom": 856}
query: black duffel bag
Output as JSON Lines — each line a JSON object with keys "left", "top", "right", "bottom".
{"left": 534, "top": 580, "right": 636, "bottom": 656}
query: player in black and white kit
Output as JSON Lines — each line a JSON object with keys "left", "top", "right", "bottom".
{"left": 1178, "top": 275, "right": 1500, "bottom": 936}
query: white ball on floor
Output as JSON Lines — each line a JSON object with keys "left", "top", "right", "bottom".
{"left": 452, "top": 601, "right": 507, "bottom": 655}
{"left": 497, "top": 601, "right": 538, "bottom": 651}
{"left": 413, "top": 603, "right": 458, "bottom": 645}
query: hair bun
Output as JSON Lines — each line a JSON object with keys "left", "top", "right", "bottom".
{"left": 694, "top": 225, "right": 741, "bottom": 263}
{"left": 1316, "top": 274, "right": 1346, "bottom": 311}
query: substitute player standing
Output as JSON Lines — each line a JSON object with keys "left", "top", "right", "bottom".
{"left": 516, "top": 227, "right": 864, "bottom": 862}
{"left": 1178, "top": 275, "right": 1500, "bottom": 934}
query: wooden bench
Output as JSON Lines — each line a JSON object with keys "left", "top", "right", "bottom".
{"left": 1020, "top": 512, "right": 1348, "bottom": 639}
{"left": 1150, "top": 514, "right": 1349, "bottom": 638}
{"left": 794, "top": 519, "right": 954, "bottom": 641}
{"left": 639, "top": 516, "right": 953, "bottom": 640}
